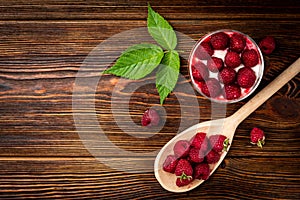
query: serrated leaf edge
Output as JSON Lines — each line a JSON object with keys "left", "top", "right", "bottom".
{"left": 156, "top": 50, "right": 180, "bottom": 104}
{"left": 147, "top": 4, "right": 177, "bottom": 50}
{"left": 103, "top": 43, "right": 164, "bottom": 80}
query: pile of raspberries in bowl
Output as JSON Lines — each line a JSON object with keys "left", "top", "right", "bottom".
{"left": 188, "top": 29, "right": 264, "bottom": 103}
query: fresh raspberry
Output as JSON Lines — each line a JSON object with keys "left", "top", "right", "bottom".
{"left": 207, "top": 57, "right": 224, "bottom": 72}
{"left": 200, "top": 78, "right": 222, "bottom": 98}
{"left": 188, "top": 147, "right": 205, "bottom": 163}
{"left": 175, "top": 159, "right": 193, "bottom": 177}
{"left": 250, "top": 127, "right": 265, "bottom": 148}
{"left": 163, "top": 155, "right": 178, "bottom": 173}
{"left": 218, "top": 67, "right": 237, "bottom": 85}
{"left": 194, "top": 42, "right": 214, "bottom": 59}
{"left": 191, "top": 62, "right": 209, "bottom": 82}
{"left": 209, "top": 134, "right": 230, "bottom": 153}
{"left": 237, "top": 67, "right": 256, "bottom": 88}
{"left": 230, "top": 33, "right": 246, "bottom": 53}
{"left": 176, "top": 177, "right": 193, "bottom": 187}
{"left": 225, "top": 51, "right": 241, "bottom": 68}
{"left": 223, "top": 84, "right": 241, "bottom": 100}
{"left": 242, "top": 49, "right": 259, "bottom": 67}
{"left": 205, "top": 150, "right": 220, "bottom": 164}
{"left": 175, "top": 159, "right": 193, "bottom": 187}
{"left": 194, "top": 163, "right": 210, "bottom": 180}
{"left": 190, "top": 132, "right": 209, "bottom": 152}
{"left": 173, "top": 140, "right": 190, "bottom": 158}
{"left": 210, "top": 32, "right": 229, "bottom": 50}
{"left": 259, "top": 36, "right": 276, "bottom": 55}
{"left": 141, "top": 108, "right": 160, "bottom": 127}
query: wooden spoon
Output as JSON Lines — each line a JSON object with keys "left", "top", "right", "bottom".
{"left": 154, "top": 58, "right": 300, "bottom": 193}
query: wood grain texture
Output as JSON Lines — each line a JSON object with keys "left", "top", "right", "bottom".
{"left": 0, "top": 0, "right": 299, "bottom": 20}
{"left": 0, "top": 158, "right": 299, "bottom": 199}
{"left": 0, "top": 0, "right": 299, "bottom": 199}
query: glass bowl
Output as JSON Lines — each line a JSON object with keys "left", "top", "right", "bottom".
{"left": 188, "top": 29, "right": 264, "bottom": 103}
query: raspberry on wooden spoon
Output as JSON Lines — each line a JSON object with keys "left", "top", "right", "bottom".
{"left": 173, "top": 140, "right": 191, "bottom": 158}
{"left": 190, "top": 132, "right": 209, "bottom": 151}
{"left": 163, "top": 155, "right": 178, "bottom": 173}
{"left": 209, "top": 134, "right": 230, "bottom": 153}
{"left": 175, "top": 159, "right": 194, "bottom": 187}
{"left": 188, "top": 147, "right": 205, "bottom": 163}
{"left": 205, "top": 150, "right": 220, "bottom": 164}
{"left": 194, "top": 163, "right": 210, "bottom": 180}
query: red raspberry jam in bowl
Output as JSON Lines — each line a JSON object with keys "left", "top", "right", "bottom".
{"left": 188, "top": 29, "right": 264, "bottom": 103}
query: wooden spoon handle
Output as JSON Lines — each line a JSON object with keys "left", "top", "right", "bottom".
{"left": 231, "top": 58, "right": 300, "bottom": 124}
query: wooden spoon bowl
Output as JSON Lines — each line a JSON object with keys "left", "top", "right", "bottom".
{"left": 154, "top": 58, "right": 300, "bottom": 193}
{"left": 154, "top": 118, "right": 236, "bottom": 192}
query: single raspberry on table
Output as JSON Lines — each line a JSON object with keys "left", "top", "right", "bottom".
{"left": 141, "top": 108, "right": 160, "bottom": 127}
{"left": 230, "top": 33, "right": 246, "bottom": 53}
{"left": 207, "top": 57, "right": 224, "bottom": 72}
{"left": 225, "top": 51, "right": 241, "bottom": 68}
{"left": 194, "top": 163, "right": 210, "bottom": 180}
{"left": 200, "top": 78, "right": 222, "bottom": 98}
{"left": 188, "top": 147, "right": 205, "bottom": 163}
{"left": 250, "top": 127, "right": 265, "bottom": 148}
{"left": 190, "top": 132, "right": 209, "bottom": 152}
{"left": 205, "top": 150, "right": 220, "bottom": 164}
{"left": 237, "top": 67, "right": 256, "bottom": 88}
{"left": 218, "top": 67, "right": 237, "bottom": 85}
{"left": 209, "top": 134, "right": 230, "bottom": 153}
{"left": 191, "top": 62, "right": 209, "bottom": 82}
{"left": 194, "top": 42, "right": 214, "bottom": 59}
{"left": 223, "top": 84, "right": 241, "bottom": 100}
{"left": 175, "top": 159, "right": 193, "bottom": 187}
{"left": 259, "top": 36, "right": 276, "bottom": 55}
{"left": 242, "top": 49, "right": 259, "bottom": 67}
{"left": 163, "top": 155, "right": 178, "bottom": 173}
{"left": 173, "top": 140, "right": 190, "bottom": 158}
{"left": 210, "top": 32, "right": 229, "bottom": 50}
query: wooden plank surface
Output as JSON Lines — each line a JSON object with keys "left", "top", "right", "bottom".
{"left": 0, "top": 158, "right": 299, "bottom": 199}
{"left": 0, "top": 0, "right": 299, "bottom": 199}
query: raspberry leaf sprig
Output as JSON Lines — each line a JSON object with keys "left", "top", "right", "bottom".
{"left": 103, "top": 4, "right": 180, "bottom": 104}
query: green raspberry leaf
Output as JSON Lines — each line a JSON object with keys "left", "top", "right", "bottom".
{"left": 147, "top": 4, "right": 177, "bottom": 50}
{"left": 156, "top": 50, "right": 180, "bottom": 104}
{"left": 103, "top": 43, "right": 164, "bottom": 80}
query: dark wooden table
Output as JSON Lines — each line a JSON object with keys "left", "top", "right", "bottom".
{"left": 0, "top": 0, "right": 299, "bottom": 199}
